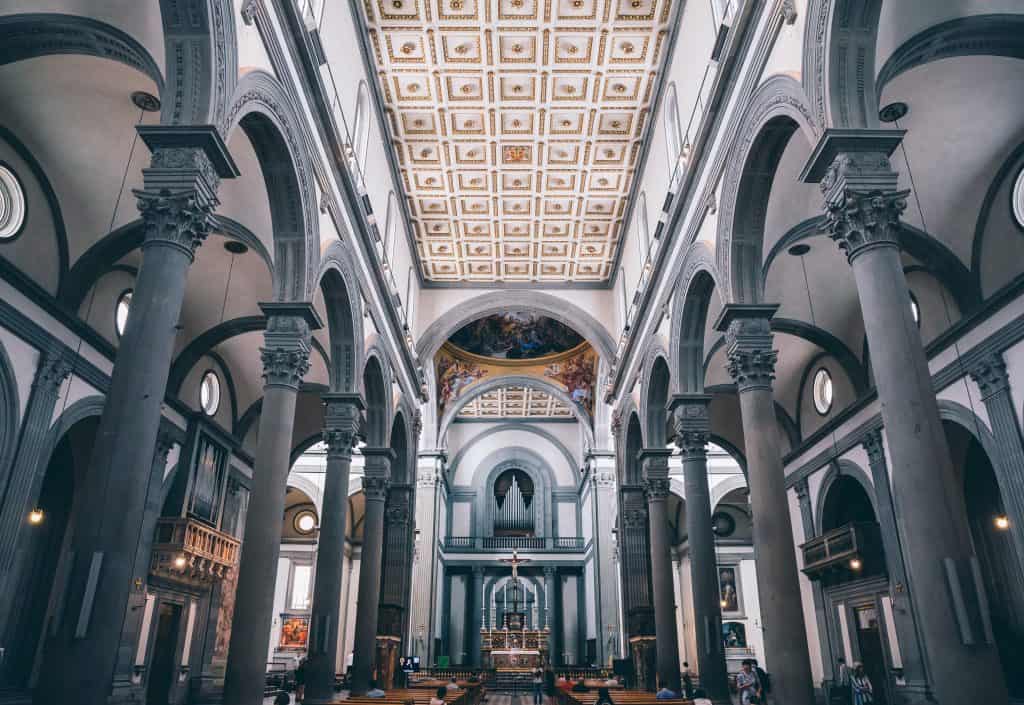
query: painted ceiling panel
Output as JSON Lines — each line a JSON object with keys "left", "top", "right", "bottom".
{"left": 457, "top": 384, "right": 575, "bottom": 418}
{"left": 358, "top": 0, "right": 676, "bottom": 283}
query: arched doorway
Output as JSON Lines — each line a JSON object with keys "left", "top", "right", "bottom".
{"left": 5, "top": 415, "right": 98, "bottom": 689}
{"left": 944, "top": 420, "right": 1024, "bottom": 697}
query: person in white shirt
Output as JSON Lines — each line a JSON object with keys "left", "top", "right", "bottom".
{"left": 446, "top": 677, "right": 461, "bottom": 692}
{"left": 431, "top": 686, "right": 448, "bottom": 705}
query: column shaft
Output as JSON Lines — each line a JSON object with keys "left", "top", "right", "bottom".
{"left": 350, "top": 448, "right": 393, "bottom": 695}
{"left": 670, "top": 396, "right": 730, "bottom": 704}
{"left": 716, "top": 305, "right": 814, "bottom": 705}
{"left": 223, "top": 306, "right": 317, "bottom": 705}
{"left": 469, "top": 567, "right": 484, "bottom": 667}
{"left": 545, "top": 567, "right": 558, "bottom": 664}
{"left": 641, "top": 449, "right": 681, "bottom": 693}
{"left": 38, "top": 132, "right": 232, "bottom": 703}
{"left": 306, "top": 395, "right": 361, "bottom": 705}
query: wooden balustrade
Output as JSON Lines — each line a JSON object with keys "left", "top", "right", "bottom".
{"left": 150, "top": 516, "right": 240, "bottom": 584}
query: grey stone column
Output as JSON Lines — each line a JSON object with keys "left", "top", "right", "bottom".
{"left": 109, "top": 429, "right": 177, "bottom": 702}
{"left": 409, "top": 452, "right": 445, "bottom": 664}
{"left": 378, "top": 483, "right": 414, "bottom": 644}
{"left": 669, "top": 395, "right": 730, "bottom": 704}
{"left": 792, "top": 478, "right": 836, "bottom": 690}
{"left": 804, "top": 131, "right": 1008, "bottom": 704}
{"left": 640, "top": 448, "right": 681, "bottom": 693}
{"left": 0, "top": 347, "right": 72, "bottom": 661}
{"left": 469, "top": 566, "right": 484, "bottom": 667}
{"left": 37, "top": 126, "right": 237, "bottom": 705}
{"left": 715, "top": 304, "right": 814, "bottom": 705}
{"left": 306, "top": 394, "right": 363, "bottom": 705}
{"left": 861, "top": 430, "right": 928, "bottom": 698}
{"left": 350, "top": 448, "right": 394, "bottom": 695}
{"left": 970, "top": 353, "right": 1024, "bottom": 578}
{"left": 223, "top": 304, "right": 319, "bottom": 705}
{"left": 544, "top": 566, "right": 558, "bottom": 664}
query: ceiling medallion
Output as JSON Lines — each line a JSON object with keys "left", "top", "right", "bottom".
{"left": 512, "top": 43, "right": 523, "bottom": 53}
{"left": 504, "top": 145, "right": 530, "bottom": 163}
{"left": 455, "top": 43, "right": 469, "bottom": 54}
{"left": 408, "top": 83, "right": 420, "bottom": 92}
{"left": 573, "top": 0, "right": 584, "bottom": 7}
{"left": 621, "top": 42, "right": 634, "bottom": 54}
{"left": 401, "top": 42, "right": 416, "bottom": 54}
{"left": 393, "top": 0, "right": 402, "bottom": 7}
{"left": 461, "top": 84, "right": 474, "bottom": 93}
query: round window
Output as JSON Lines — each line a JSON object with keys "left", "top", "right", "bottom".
{"left": 200, "top": 370, "right": 221, "bottom": 416}
{"left": 294, "top": 510, "right": 317, "bottom": 535}
{"left": 115, "top": 289, "right": 133, "bottom": 338}
{"left": 812, "top": 368, "right": 833, "bottom": 415}
{"left": 909, "top": 291, "right": 920, "bottom": 328}
{"left": 0, "top": 165, "right": 26, "bottom": 240}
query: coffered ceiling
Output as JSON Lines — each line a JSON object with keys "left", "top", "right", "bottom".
{"left": 359, "top": 0, "right": 676, "bottom": 284}
{"left": 457, "top": 384, "right": 575, "bottom": 418}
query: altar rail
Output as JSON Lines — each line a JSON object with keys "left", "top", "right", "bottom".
{"left": 443, "top": 536, "right": 586, "bottom": 552}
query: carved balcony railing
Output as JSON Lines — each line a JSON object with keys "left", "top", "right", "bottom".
{"left": 443, "top": 536, "right": 586, "bottom": 552}
{"left": 800, "top": 521, "right": 884, "bottom": 582}
{"left": 150, "top": 517, "right": 241, "bottom": 584}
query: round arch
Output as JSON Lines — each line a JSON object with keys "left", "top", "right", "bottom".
{"left": 388, "top": 406, "right": 415, "bottom": 485}
{"left": 416, "top": 291, "right": 616, "bottom": 363}
{"left": 318, "top": 240, "right": 364, "bottom": 394}
{"left": 639, "top": 347, "right": 672, "bottom": 447}
{"left": 447, "top": 422, "right": 578, "bottom": 484}
{"left": 285, "top": 471, "right": 323, "bottom": 516}
{"left": 362, "top": 347, "right": 392, "bottom": 446}
{"left": 224, "top": 70, "right": 319, "bottom": 302}
{"left": 0, "top": 339, "right": 19, "bottom": 493}
{"left": 438, "top": 375, "right": 595, "bottom": 448}
{"left": 468, "top": 448, "right": 559, "bottom": 538}
{"left": 813, "top": 458, "right": 878, "bottom": 536}
{"left": 710, "top": 474, "right": 749, "bottom": 512}
{"left": 670, "top": 244, "right": 724, "bottom": 394}
{"left": 716, "top": 75, "right": 819, "bottom": 304}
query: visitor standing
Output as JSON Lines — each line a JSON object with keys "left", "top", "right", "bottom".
{"left": 532, "top": 668, "right": 544, "bottom": 705}
{"left": 736, "top": 660, "right": 761, "bottom": 705}
{"left": 851, "top": 663, "right": 874, "bottom": 705}
{"left": 294, "top": 657, "right": 308, "bottom": 703}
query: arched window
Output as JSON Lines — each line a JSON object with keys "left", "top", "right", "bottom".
{"left": 115, "top": 289, "right": 133, "bottom": 338}
{"left": 663, "top": 83, "right": 683, "bottom": 177}
{"left": 635, "top": 191, "right": 650, "bottom": 258}
{"left": 352, "top": 81, "right": 371, "bottom": 168}
{"left": 383, "top": 191, "right": 398, "bottom": 262}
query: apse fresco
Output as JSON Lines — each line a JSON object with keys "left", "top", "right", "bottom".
{"left": 449, "top": 312, "right": 584, "bottom": 360}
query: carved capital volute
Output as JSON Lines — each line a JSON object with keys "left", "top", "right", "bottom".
{"left": 713, "top": 304, "right": 779, "bottom": 393}
{"left": 543, "top": 566, "right": 556, "bottom": 579}
{"left": 969, "top": 352, "right": 1009, "bottom": 401}
{"left": 35, "top": 349, "right": 73, "bottom": 394}
{"left": 323, "top": 393, "right": 364, "bottom": 458}
{"left": 258, "top": 303, "right": 322, "bottom": 390}
{"left": 135, "top": 188, "right": 215, "bottom": 260}
{"left": 862, "top": 428, "right": 886, "bottom": 468}
{"left": 386, "top": 504, "right": 409, "bottom": 526}
{"left": 622, "top": 507, "right": 648, "bottom": 530}
{"left": 669, "top": 394, "right": 711, "bottom": 459}
{"left": 362, "top": 475, "right": 390, "bottom": 501}
{"left": 361, "top": 446, "right": 396, "bottom": 481}
{"left": 643, "top": 477, "right": 672, "bottom": 502}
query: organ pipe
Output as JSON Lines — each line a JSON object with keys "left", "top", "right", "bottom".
{"left": 495, "top": 474, "right": 533, "bottom": 532}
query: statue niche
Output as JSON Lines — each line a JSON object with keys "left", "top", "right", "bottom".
{"left": 493, "top": 469, "right": 535, "bottom": 536}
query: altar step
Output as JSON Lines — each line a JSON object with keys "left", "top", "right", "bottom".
{"left": 491, "top": 671, "right": 535, "bottom": 692}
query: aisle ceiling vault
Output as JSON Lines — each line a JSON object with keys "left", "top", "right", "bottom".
{"left": 358, "top": 0, "right": 676, "bottom": 284}
{"left": 457, "top": 384, "right": 575, "bottom": 419}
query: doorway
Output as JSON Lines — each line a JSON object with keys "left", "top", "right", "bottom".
{"left": 146, "top": 602, "right": 182, "bottom": 705}
{"left": 852, "top": 605, "right": 887, "bottom": 705}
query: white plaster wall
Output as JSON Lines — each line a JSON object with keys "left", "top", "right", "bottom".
{"left": 50, "top": 374, "right": 103, "bottom": 426}
{"left": 561, "top": 574, "right": 579, "bottom": 664}
{"left": 585, "top": 558, "right": 597, "bottom": 641}
{"left": 344, "top": 556, "right": 362, "bottom": 664}
{"left": 268, "top": 555, "right": 292, "bottom": 661}
{"left": 737, "top": 558, "right": 765, "bottom": 669}
{"left": 0, "top": 328, "right": 38, "bottom": 422}
{"left": 581, "top": 492, "right": 594, "bottom": 543}
{"left": 450, "top": 501, "right": 471, "bottom": 535}
{"left": 759, "top": 0, "right": 807, "bottom": 84}
{"left": 789, "top": 486, "right": 824, "bottom": 684}
{"left": 235, "top": 0, "right": 277, "bottom": 77}
{"left": 449, "top": 427, "right": 578, "bottom": 488}
{"left": 937, "top": 375, "right": 992, "bottom": 430}
{"left": 557, "top": 501, "right": 578, "bottom": 537}
{"left": 450, "top": 575, "right": 466, "bottom": 663}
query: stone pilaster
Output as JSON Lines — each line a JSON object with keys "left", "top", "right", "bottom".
{"left": 306, "top": 393, "right": 362, "bottom": 705}
{"left": 469, "top": 566, "right": 484, "bottom": 667}
{"left": 38, "top": 126, "right": 237, "bottom": 705}
{"left": 223, "top": 304, "right": 319, "bottom": 705}
{"left": 619, "top": 485, "right": 655, "bottom": 639}
{"left": 350, "top": 447, "right": 394, "bottom": 695}
{"left": 409, "top": 451, "right": 446, "bottom": 663}
{"left": 669, "top": 395, "right": 730, "bottom": 704}
{"left": 793, "top": 477, "right": 837, "bottom": 690}
{"left": 544, "top": 565, "right": 558, "bottom": 663}
{"left": 586, "top": 450, "right": 620, "bottom": 665}
{"left": 803, "top": 128, "right": 1008, "bottom": 704}
{"left": 970, "top": 352, "right": 1024, "bottom": 579}
{"left": 640, "top": 448, "right": 681, "bottom": 693}
{"left": 715, "top": 304, "right": 815, "bottom": 705}
{"left": 861, "top": 430, "right": 929, "bottom": 699}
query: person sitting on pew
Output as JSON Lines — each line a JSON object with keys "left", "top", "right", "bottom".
{"left": 572, "top": 679, "right": 590, "bottom": 693}
{"left": 446, "top": 677, "right": 461, "bottom": 692}
{"left": 655, "top": 680, "right": 679, "bottom": 699}
{"left": 431, "top": 686, "right": 448, "bottom": 705}
{"left": 367, "top": 679, "right": 387, "bottom": 698}
{"left": 595, "top": 686, "right": 614, "bottom": 705}
{"left": 556, "top": 676, "right": 572, "bottom": 694}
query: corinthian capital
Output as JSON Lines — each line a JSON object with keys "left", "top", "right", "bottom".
{"left": 323, "top": 392, "right": 364, "bottom": 458}
{"left": 823, "top": 182, "right": 909, "bottom": 263}
{"left": 969, "top": 352, "right": 1009, "bottom": 401}
{"left": 714, "top": 305, "right": 779, "bottom": 394}
{"left": 135, "top": 189, "right": 215, "bottom": 259}
{"left": 669, "top": 394, "right": 710, "bottom": 458}
{"left": 644, "top": 478, "right": 672, "bottom": 501}
{"left": 258, "top": 302, "right": 322, "bottom": 390}
{"left": 34, "top": 349, "right": 73, "bottom": 393}
{"left": 862, "top": 428, "right": 886, "bottom": 468}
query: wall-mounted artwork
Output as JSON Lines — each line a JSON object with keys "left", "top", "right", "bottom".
{"left": 723, "top": 621, "right": 747, "bottom": 648}
{"left": 449, "top": 312, "right": 584, "bottom": 360}
{"left": 719, "top": 566, "right": 740, "bottom": 614}
{"left": 544, "top": 349, "right": 597, "bottom": 414}
{"left": 279, "top": 615, "right": 309, "bottom": 649}
{"left": 437, "top": 353, "right": 488, "bottom": 409}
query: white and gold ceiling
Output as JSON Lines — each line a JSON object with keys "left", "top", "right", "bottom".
{"left": 359, "top": 0, "right": 676, "bottom": 284}
{"left": 457, "top": 385, "right": 574, "bottom": 418}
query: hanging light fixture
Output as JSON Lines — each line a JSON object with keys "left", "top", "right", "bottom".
{"left": 994, "top": 515, "right": 1010, "bottom": 531}
{"left": 27, "top": 508, "right": 44, "bottom": 525}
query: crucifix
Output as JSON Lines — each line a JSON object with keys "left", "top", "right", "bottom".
{"left": 498, "top": 549, "right": 531, "bottom": 631}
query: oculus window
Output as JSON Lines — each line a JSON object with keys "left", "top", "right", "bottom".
{"left": 0, "top": 165, "right": 25, "bottom": 240}
{"left": 115, "top": 289, "right": 133, "bottom": 338}
{"left": 293, "top": 509, "right": 317, "bottom": 535}
{"left": 812, "top": 368, "right": 833, "bottom": 415}
{"left": 200, "top": 370, "right": 221, "bottom": 416}
{"left": 1013, "top": 166, "right": 1024, "bottom": 229}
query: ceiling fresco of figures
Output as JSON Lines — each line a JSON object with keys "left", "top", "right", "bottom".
{"left": 457, "top": 385, "right": 575, "bottom": 418}
{"left": 359, "top": 0, "right": 676, "bottom": 283}
{"left": 449, "top": 312, "right": 584, "bottom": 359}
